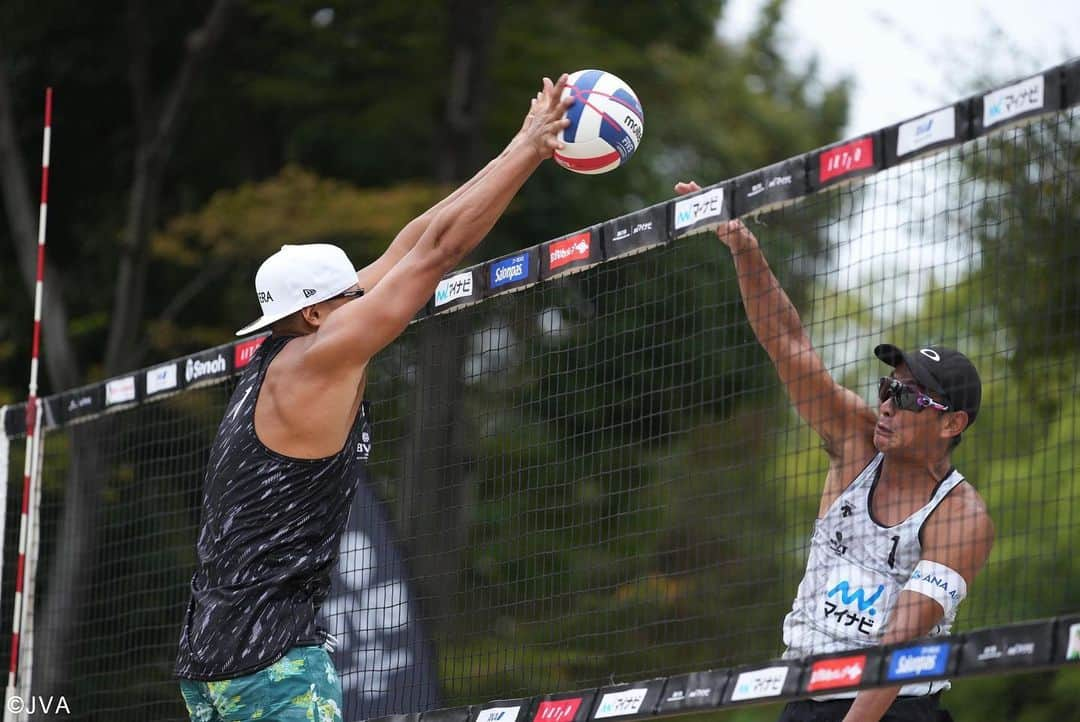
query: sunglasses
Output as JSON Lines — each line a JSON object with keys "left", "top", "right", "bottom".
{"left": 877, "top": 377, "right": 950, "bottom": 413}
{"left": 328, "top": 288, "right": 365, "bottom": 302}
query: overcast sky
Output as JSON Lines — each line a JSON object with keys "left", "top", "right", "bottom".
{"left": 720, "top": 0, "right": 1080, "bottom": 137}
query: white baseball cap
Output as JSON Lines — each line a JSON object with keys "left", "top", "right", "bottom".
{"left": 236, "top": 243, "right": 358, "bottom": 336}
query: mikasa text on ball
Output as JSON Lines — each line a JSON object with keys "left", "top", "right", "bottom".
{"left": 555, "top": 69, "right": 644, "bottom": 175}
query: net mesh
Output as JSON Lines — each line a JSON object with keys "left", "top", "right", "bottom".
{"left": 1, "top": 103, "right": 1078, "bottom": 720}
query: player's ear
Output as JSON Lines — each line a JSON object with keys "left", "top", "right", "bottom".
{"left": 941, "top": 410, "right": 968, "bottom": 442}
{"left": 300, "top": 304, "right": 321, "bottom": 327}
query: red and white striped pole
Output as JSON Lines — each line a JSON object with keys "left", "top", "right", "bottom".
{"left": 6, "top": 87, "right": 52, "bottom": 713}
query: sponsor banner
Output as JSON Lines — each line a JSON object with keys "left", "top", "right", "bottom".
{"left": 369, "top": 715, "right": 419, "bottom": 722}
{"left": 976, "top": 72, "right": 1059, "bottom": 133}
{"left": 145, "top": 362, "right": 179, "bottom": 397}
{"left": 885, "top": 643, "right": 953, "bottom": 682}
{"left": 592, "top": 679, "right": 665, "bottom": 720}
{"left": 431, "top": 267, "right": 480, "bottom": 313}
{"left": 531, "top": 691, "right": 595, "bottom": 722}
{"left": 811, "top": 135, "right": 881, "bottom": 189}
{"left": 105, "top": 375, "right": 137, "bottom": 406}
{"left": 486, "top": 247, "right": 540, "bottom": 296}
{"left": 731, "top": 157, "right": 807, "bottom": 217}
{"left": 671, "top": 184, "right": 728, "bottom": 238}
{"left": 885, "top": 104, "right": 966, "bottom": 165}
{"left": 604, "top": 203, "right": 669, "bottom": 257}
{"left": 234, "top": 335, "right": 267, "bottom": 369}
{"left": 960, "top": 620, "right": 1052, "bottom": 673}
{"left": 472, "top": 703, "right": 529, "bottom": 722}
{"left": 805, "top": 653, "right": 867, "bottom": 693}
{"left": 318, "top": 446, "right": 442, "bottom": 718}
{"left": 59, "top": 385, "right": 105, "bottom": 424}
{"left": 182, "top": 347, "right": 232, "bottom": 387}
{"left": 1055, "top": 615, "right": 1080, "bottom": 663}
{"left": 541, "top": 228, "right": 603, "bottom": 279}
{"left": 1066, "top": 59, "right": 1080, "bottom": 109}
{"left": 422, "top": 708, "right": 472, "bottom": 722}
{"left": 726, "top": 663, "right": 798, "bottom": 703}
{"left": 656, "top": 670, "right": 727, "bottom": 714}
{"left": 3, "top": 404, "right": 26, "bottom": 438}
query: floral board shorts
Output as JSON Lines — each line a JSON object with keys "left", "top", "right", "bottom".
{"left": 179, "top": 646, "right": 343, "bottom": 722}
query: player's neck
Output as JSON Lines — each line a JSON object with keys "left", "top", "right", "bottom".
{"left": 879, "top": 452, "right": 953, "bottom": 491}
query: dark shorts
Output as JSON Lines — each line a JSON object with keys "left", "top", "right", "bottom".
{"left": 777, "top": 694, "right": 952, "bottom": 722}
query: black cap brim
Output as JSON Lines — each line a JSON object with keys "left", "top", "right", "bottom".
{"left": 873, "top": 344, "right": 947, "bottom": 399}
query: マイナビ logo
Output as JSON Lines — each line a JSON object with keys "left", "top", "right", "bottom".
{"left": 983, "top": 75, "right": 1044, "bottom": 127}
{"left": 594, "top": 689, "right": 648, "bottom": 719}
{"left": 434, "top": 272, "right": 474, "bottom": 307}
{"left": 674, "top": 187, "right": 724, "bottom": 230}
{"left": 730, "top": 666, "right": 788, "bottom": 701}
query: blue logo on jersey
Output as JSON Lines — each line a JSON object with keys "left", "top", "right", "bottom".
{"left": 827, "top": 581, "right": 885, "bottom": 615}
{"left": 490, "top": 254, "right": 529, "bottom": 289}
{"left": 886, "top": 644, "right": 950, "bottom": 681}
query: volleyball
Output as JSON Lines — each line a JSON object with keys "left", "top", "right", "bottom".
{"left": 555, "top": 69, "right": 644, "bottom": 175}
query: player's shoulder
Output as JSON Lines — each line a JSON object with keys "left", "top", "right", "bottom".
{"left": 925, "top": 475, "right": 995, "bottom": 544}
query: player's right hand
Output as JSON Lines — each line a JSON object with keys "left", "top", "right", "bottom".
{"left": 520, "top": 74, "right": 574, "bottom": 161}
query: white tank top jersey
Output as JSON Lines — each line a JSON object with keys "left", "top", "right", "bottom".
{"left": 781, "top": 452, "right": 966, "bottom": 699}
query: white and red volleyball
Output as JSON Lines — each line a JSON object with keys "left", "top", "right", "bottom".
{"left": 555, "top": 69, "right": 644, "bottom": 175}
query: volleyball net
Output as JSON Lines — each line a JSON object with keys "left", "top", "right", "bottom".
{"left": 2, "top": 60, "right": 1080, "bottom": 721}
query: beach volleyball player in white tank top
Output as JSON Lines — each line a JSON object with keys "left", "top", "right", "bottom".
{"left": 674, "top": 182, "right": 995, "bottom": 722}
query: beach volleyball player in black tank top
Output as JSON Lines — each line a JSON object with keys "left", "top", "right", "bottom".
{"left": 175, "top": 75, "right": 576, "bottom": 722}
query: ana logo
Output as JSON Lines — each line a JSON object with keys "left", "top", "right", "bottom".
{"left": 730, "top": 666, "right": 788, "bottom": 702}
{"left": 303, "top": 288, "right": 317, "bottom": 298}
{"left": 434, "top": 272, "right": 474, "bottom": 307}
{"left": 887, "top": 644, "right": 950, "bottom": 681}
{"left": 594, "top": 689, "right": 648, "bottom": 719}
{"left": 257, "top": 290, "right": 274, "bottom": 304}
{"left": 146, "top": 363, "right": 178, "bottom": 395}
{"left": 908, "top": 567, "right": 961, "bottom": 602}
{"left": 491, "top": 254, "right": 529, "bottom": 289}
{"left": 896, "top": 107, "right": 956, "bottom": 157}
{"left": 919, "top": 348, "right": 941, "bottom": 362}
{"left": 806, "top": 655, "right": 866, "bottom": 692}
{"left": 674, "top": 187, "right": 724, "bottom": 230}
{"left": 549, "top": 232, "right": 592, "bottom": 270}
{"left": 185, "top": 353, "right": 227, "bottom": 383}
{"left": 477, "top": 707, "right": 521, "bottom": 722}
{"left": 533, "top": 699, "right": 582, "bottom": 722}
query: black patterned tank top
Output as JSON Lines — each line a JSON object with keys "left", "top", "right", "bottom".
{"left": 175, "top": 334, "right": 371, "bottom": 680}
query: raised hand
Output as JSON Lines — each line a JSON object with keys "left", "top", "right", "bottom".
{"left": 519, "top": 74, "right": 574, "bottom": 161}
{"left": 674, "top": 180, "right": 758, "bottom": 254}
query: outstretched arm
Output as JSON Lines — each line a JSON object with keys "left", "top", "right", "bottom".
{"left": 308, "top": 75, "right": 574, "bottom": 370}
{"left": 355, "top": 92, "right": 548, "bottom": 293}
{"left": 675, "top": 182, "right": 876, "bottom": 457}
